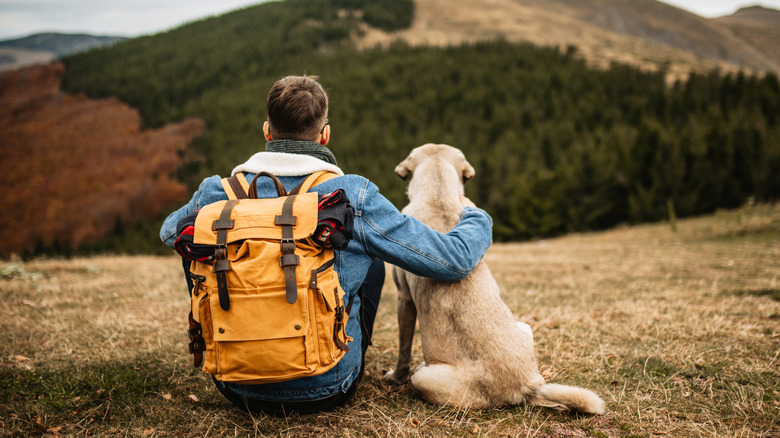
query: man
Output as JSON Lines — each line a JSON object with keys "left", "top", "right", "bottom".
{"left": 160, "top": 75, "right": 493, "bottom": 415}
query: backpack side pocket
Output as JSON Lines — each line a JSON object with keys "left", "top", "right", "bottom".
{"left": 310, "top": 266, "right": 352, "bottom": 365}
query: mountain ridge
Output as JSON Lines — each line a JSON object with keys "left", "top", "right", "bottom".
{"left": 714, "top": 5, "right": 780, "bottom": 72}
{"left": 1, "top": 2, "right": 777, "bottom": 79}
{"left": 0, "top": 32, "right": 125, "bottom": 71}
{"left": 357, "top": 0, "right": 780, "bottom": 80}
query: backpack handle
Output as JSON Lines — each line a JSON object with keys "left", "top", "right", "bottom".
{"left": 248, "top": 170, "right": 338, "bottom": 198}
{"left": 248, "top": 172, "right": 287, "bottom": 198}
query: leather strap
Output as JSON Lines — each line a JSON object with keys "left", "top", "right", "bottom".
{"left": 276, "top": 196, "right": 299, "bottom": 304}
{"left": 220, "top": 172, "right": 249, "bottom": 200}
{"left": 188, "top": 310, "right": 205, "bottom": 367}
{"left": 213, "top": 199, "right": 238, "bottom": 311}
{"left": 332, "top": 287, "right": 350, "bottom": 352}
{"left": 226, "top": 174, "right": 249, "bottom": 199}
{"left": 289, "top": 170, "right": 337, "bottom": 195}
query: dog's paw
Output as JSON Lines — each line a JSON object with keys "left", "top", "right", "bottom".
{"left": 383, "top": 368, "right": 410, "bottom": 384}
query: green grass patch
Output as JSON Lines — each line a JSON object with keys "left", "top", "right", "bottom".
{"left": 2, "top": 357, "right": 165, "bottom": 411}
{"left": 727, "top": 288, "right": 780, "bottom": 301}
{"left": 711, "top": 220, "right": 780, "bottom": 242}
{"left": 0, "top": 355, "right": 223, "bottom": 436}
{"left": 620, "top": 356, "right": 680, "bottom": 378}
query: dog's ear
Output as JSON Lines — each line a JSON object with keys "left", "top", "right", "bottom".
{"left": 461, "top": 161, "right": 475, "bottom": 184}
{"left": 395, "top": 157, "right": 414, "bottom": 181}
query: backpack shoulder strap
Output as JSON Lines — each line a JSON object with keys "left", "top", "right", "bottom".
{"left": 220, "top": 172, "right": 250, "bottom": 200}
{"left": 289, "top": 171, "right": 339, "bottom": 195}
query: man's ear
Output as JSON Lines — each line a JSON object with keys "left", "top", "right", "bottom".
{"left": 263, "top": 121, "right": 273, "bottom": 141}
{"left": 394, "top": 156, "right": 414, "bottom": 180}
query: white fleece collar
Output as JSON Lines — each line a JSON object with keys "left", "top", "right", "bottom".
{"left": 231, "top": 152, "right": 344, "bottom": 177}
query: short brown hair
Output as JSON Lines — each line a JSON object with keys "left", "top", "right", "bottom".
{"left": 266, "top": 75, "right": 328, "bottom": 141}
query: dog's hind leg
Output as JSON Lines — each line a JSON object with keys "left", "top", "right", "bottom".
{"left": 410, "top": 363, "right": 486, "bottom": 409}
{"left": 384, "top": 270, "right": 417, "bottom": 384}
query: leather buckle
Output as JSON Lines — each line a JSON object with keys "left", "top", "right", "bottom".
{"left": 280, "top": 238, "right": 296, "bottom": 254}
{"left": 188, "top": 337, "right": 205, "bottom": 353}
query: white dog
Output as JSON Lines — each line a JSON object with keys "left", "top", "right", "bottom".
{"left": 383, "top": 143, "right": 605, "bottom": 414}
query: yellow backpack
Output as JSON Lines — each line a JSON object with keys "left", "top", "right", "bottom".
{"left": 185, "top": 171, "right": 352, "bottom": 384}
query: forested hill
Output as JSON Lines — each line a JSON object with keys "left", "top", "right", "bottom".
{"left": 5, "top": 0, "right": 779, "bottom": 256}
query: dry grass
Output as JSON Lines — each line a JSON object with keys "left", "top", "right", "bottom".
{"left": 1, "top": 204, "right": 778, "bottom": 437}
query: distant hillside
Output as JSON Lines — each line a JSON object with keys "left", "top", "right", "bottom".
{"left": 359, "top": 0, "right": 780, "bottom": 80}
{"left": 2, "top": 0, "right": 779, "bottom": 257}
{"left": 722, "top": 4, "right": 780, "bottom": 25}
{"left": 0, "top": 48, "right": 54, "bottom": 72}
{"left": 0, "top": 33, "right": 125, "bottom": 71}
{"left": 714, "top": 6, "right": 780, "bottom": 72}
{"left": 0, "top": 33, "right": 126, "bottom": 57}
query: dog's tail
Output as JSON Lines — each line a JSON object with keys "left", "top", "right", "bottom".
{"left": 528, "top": 383, "right": 605, "bottom": 414}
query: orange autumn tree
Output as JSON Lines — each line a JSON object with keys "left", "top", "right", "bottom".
{"left": 0, "top": 63, "right": 204, "bottom": 256}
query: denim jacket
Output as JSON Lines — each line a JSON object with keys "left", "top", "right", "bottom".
{"left": 159, "top": 153, "right": 493, "bottom": 402}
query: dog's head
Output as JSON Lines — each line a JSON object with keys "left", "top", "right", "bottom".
{"left": 394, "top": 143, "right": 475, "bottom": 184}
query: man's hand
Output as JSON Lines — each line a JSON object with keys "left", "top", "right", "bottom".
{"left": 460, "top": 194, "right": 476, "bottom": 209}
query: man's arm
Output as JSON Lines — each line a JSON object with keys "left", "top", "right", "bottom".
{"left": 159, "top": 175, "right": 225, "bottom": 248}
{"left": 355, "top": 181, "right": 493, "bottom": 281}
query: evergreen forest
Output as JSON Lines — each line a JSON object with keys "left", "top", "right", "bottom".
{"left": 60, "top": 0, "right": 780, "bottom": 251}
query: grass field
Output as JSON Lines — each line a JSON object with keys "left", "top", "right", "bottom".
{"left": 1, "top": 204, "right": 778, "bottom": 437}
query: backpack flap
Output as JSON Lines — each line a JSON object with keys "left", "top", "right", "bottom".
{"left": 192, "top": 192, "right": 320, "bottom": 310}
{"left": 192, "top": 193, "right": 319, "bottom": 245}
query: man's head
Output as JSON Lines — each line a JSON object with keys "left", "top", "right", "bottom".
{"left": 264, "top": 75, "right": 329, "bottom": 143}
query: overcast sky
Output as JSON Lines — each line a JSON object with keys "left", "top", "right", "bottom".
{"left": 0, "top": 0, "right": 778, "bottom": 41}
